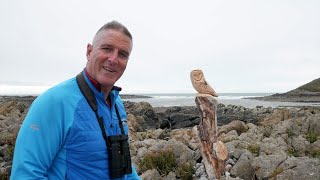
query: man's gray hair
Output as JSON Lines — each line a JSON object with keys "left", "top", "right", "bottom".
{"left": 96, "top": 20, "right": 132, "bottom": 41}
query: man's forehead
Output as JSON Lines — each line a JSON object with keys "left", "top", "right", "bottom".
{"left": 93, "top": 30, "right": 132, "bottom": 52}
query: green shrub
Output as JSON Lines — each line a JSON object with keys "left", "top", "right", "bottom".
{"left": 247, "top": 144, "right": 260, "bottom": 154}
{"left": 139, "top": 149, "right": 177, "bottom": 175}
{"left": 176, "top": 162, "right": 195, "bottom": 180}
{"left": 306, "top": 131, "right": 318, "bottom": 143}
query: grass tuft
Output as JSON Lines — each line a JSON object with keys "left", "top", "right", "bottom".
{"left": 306, "top": 131, "right": 318, "bottom": 143}
{"left": 247, "top": 144, "right": 260, "bottom": 154}
{"left": 176, "top": 162, "right": 195, "bottom": 180}
{"left": 139, "top": 149, "right": 177, "bottom": 175}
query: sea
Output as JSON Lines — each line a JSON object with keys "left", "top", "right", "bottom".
{"left": 1, "top": 85, "right": 320, "bottom": 108}
{"left": 124, "top": 93, "right": 320, "bottom": 108}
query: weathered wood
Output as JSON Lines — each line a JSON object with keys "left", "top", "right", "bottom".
{"left": 195, "top": 94, "right": 228, "bottom": 179}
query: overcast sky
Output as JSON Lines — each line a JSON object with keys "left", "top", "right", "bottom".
{"left": 1, "top": 0, "right": 319, "bottom": 94}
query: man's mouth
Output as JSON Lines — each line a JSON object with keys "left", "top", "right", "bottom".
{"left": 103, "top": 67, "right": 116, "bottom": 72}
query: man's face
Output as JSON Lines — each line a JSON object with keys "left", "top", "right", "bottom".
{"left": 86, "top": 29, "right": 132, "bottom": 90}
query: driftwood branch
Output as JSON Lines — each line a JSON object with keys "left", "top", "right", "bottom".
{"left": 195, "top": 94, "right": 228, "bottom": 179}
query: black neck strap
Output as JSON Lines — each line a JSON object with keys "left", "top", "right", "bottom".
{"left": 76, "top": 72, "right": 125, "bottom": 148}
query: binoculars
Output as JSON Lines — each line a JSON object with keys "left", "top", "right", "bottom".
{"left": 108, "top": 134, "right": 132, "bottom": 179}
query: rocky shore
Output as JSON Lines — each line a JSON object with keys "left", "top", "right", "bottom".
{"left": 1, "top": 96, "right": 320, "bottom": 179}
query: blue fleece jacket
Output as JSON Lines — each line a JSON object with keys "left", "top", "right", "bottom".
{"left": 11, "top": 71, "right": 140, "bottom": 179}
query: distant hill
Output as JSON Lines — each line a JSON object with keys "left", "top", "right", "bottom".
{"left": 249, "top": 78, "right": 320, "bottom": 103}
{"left": 295, "top": 78, "right": 320, "bottom": 92}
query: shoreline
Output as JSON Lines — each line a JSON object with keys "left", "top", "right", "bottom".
{"left": 2, "top": 95, "right": 320, "bottom": 110}
{"left": 246, "top": 95, "right": 320, "bottom": 103}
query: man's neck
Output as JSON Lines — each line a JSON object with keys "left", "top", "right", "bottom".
{"left": 84, "top": 68, "right": 112, "bottom": 97}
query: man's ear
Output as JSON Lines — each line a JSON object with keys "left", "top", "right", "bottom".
{"left": 86, "top": 43, "right": 92, "bottom": 60}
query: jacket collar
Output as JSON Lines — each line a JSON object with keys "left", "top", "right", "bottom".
{"left": 82, "top": 69, "right": 121, "bottom": 105}
{"left": 84, "top": 68, "right": 122, "bottom": 92}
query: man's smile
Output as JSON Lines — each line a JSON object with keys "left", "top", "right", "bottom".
{"left": 103, "top": 66, "right": 116, "bottom": 72}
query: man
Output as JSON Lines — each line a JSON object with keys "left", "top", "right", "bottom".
{"left": 11, "top": 21, "right": 140, "bottom": 179}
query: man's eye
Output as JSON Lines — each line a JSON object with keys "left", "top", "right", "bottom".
{"left": 119, "top": 52, "right": 129, "bottom": 59}
{"left": 102, "top": 47, "right": 112, "bottom": 52}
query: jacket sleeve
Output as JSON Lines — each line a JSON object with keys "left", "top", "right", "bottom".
{"left": 10, "top": 93, "right": 71, "bottom": 179}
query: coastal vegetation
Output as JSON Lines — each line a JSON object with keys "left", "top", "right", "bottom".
{"left": 139, "top": 149, "right": 177, "bottom": 176}
{"left": 247, "top": 144, "right": 260, "bottom": 154}
{"left": 306, "top": 130, "right": 318, "bottom": 143}
{"left": 176, "top": 162, "right": 195, "bottom": 180}
{"left": 139, "top": 149, "right": 195, "bottom": 180}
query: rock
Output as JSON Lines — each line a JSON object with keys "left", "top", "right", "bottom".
{"left": 218, "top": 120, "right": 248, "bottom": 136}
{"left": 195, "top": 162, "right": 206, "bottom": 178}
{"left": 291, "top": 136, "right": 309, "bottom": 157}
{"left": 230, "top": 152, "right": 255, "bottom": 180}
{"left": 0, "top": 131, "right": 16, "bottom": 145}
{"left": 251, "top": 154, "right": 287, "bottom": 179}
{"left": 260, "top": 137, "right": 288, "bottom": 156}
{"left": 140, "top": 169, "right": 161, "bottom": 180}
{"left": 307, "top": 114, "right": 320, "bottom": 135}
{"left": 0, "top": 115, "right": 8, "bottom": 120}
{"left": 163, "top": 172, "right": 176, "bottom": 180}
{"left": 193, "top": 149, "right": 202, "bottom": 163}
{"left": 0, "top": 101, "right": 17, "bottom": 116}
{"left": 169, "top": 112, "right": 198, "bottom": 129}
{"left": 124, "top": 101, "right": 159, "bottom": 130}
{"left": 127, "top": 114, "right": 138, "bottom": 142}
{"left": 218, "top": 130, "right": 239, "bottom": 143}
{"left": 166, "top": 139, "right": 194, "bottom": 164}
{"left": 159, "top": 118, "right": 170, "bottom": 129}
{"left": 269, "top": 119, "right": 292, "bottom": 138}
{"left": 225, "top": 164, "right": 232, "bottom": 172}
{"left": 259, "top": 109, "right": 291, "bottom": 127}
{"left": 136, "top": 147, "right": 149, "bottom": 160}
{"left": 306, "top": 140, "right": 320, "bottom": 157}
{"left": 277, "top": 157, "right": 320, "bottom": 180}
{"left": 227, "top": 159, "right": 236, "bottom": 166}
{"left": 225, "top": 140, "right": 248, "bottom": 159}
{"left": 238, "top": 124, "right": 264, "bottom": 144}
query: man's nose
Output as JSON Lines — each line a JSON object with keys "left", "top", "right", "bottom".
{"left": 108, "top": 51, "right": 118, "bottom": 64}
